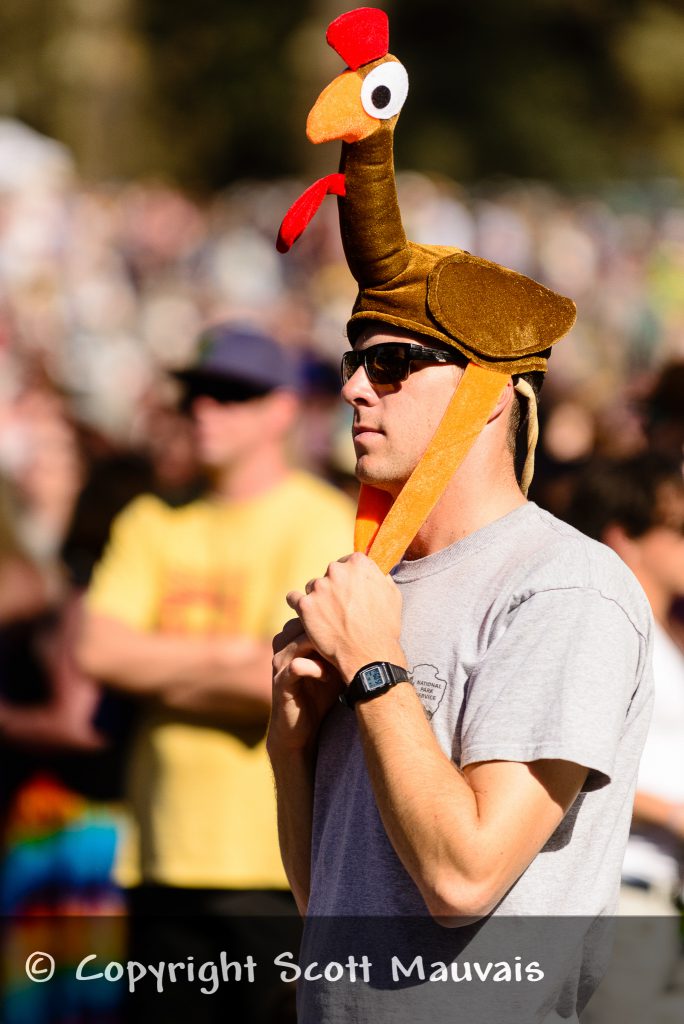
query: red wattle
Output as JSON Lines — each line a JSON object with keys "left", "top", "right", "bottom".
{"left": 276, "top": 173, "right": 346, "bottom": 253}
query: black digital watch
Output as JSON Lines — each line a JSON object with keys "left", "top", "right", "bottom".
{"left": 340, "top": 661, "right": 411, "bottom": 709}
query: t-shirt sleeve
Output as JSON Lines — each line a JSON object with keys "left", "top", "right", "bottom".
{"left": 85, "top": 496, "right": 163, "bottom": 631}
{"left": 459, "top": 587, "right": 647, "bottom": 790}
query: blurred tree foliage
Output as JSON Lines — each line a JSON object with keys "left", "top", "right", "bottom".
{"left": 1, "top": 0, "right": 684, "bottom": 186}
{"left": 135, "top": 0, "right": 307, "bottom": 187}
{"left": 389, "top": 0, "right": 684, "bottom": 182}
{"left": 0, "top": 0, "right": 161, "bottom": 179}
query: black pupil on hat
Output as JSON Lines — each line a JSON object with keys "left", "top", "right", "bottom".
{"left": 371, "top": 85, "right": 391, "bottom": 110}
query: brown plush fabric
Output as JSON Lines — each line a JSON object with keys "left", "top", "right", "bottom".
{"left": 337, "top": 113, "right": 407, "bottom": 287}
{"left": 280, "top": 21, "right": 578, "bottom": 563}
{"left": 339, "top": 125, "right": 576, "bottom": 374}
{"left": 428, "top": 253, "right": 577, "bottom": 365}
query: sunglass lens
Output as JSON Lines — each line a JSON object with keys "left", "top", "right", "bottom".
{"left": 366, "top": 344, "right": 408, "bottom": 384}
{"left": 341, "top": 344, "right": 413, "bottom": 385}
{"left": 341, "top": 352, "right": 359, "bottom": 385}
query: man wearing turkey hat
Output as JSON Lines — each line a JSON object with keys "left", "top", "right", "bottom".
{"left": 268, "top": 8, "right": 653, "bottom": 1021}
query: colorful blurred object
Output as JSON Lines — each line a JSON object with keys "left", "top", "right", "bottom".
{"left": 1, "top": 774, "right": 124, "bottom": 915}
{"left": 1, "top": 775, "right": 126, "bottom": 1023}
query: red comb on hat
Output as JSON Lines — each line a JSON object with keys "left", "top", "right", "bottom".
{"left": 326, "top": 7, "right": 389, "bottom": 70}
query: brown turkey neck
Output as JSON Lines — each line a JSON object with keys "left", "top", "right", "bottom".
{"left": 338, "top": 126, "right": 410, "bottom": 289}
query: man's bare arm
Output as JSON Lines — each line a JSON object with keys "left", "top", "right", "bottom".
{"left": 268, "top": 745, "right": 317, "bottom": 915}
{"left": 267, "top": 619, "right": 344, "bottom": 914}
{"left": 355, "top": 683, "right": 587, "bottom": 921}
{"left": 78, "top": 612, "right": 272, "bottom": 721}
{"left": 632, "top": 791, "right": 684, "bottom": 840}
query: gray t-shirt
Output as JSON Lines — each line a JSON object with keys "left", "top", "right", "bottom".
{"left": 300, "top": 503, "right": 653, "bottom": 1022}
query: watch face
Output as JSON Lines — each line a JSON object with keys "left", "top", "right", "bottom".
{"left": 363, "top": 666, "right": 387, "bottom": 692}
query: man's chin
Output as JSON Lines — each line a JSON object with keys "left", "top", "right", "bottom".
{"left": 198, "top": 450, "right": 233, "bottom": 471}
{"left": 355, "top": 459, "right": 400, "bottom": 493}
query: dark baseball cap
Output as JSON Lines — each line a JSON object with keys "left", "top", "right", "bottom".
{"left": 173, "top": 323, "right": 300, "bottom": 398}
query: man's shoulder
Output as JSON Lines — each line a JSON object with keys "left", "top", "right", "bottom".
{"left": 112, "top": 492, "right": 174, "bottom": 527}
{"left": 514, "top": 504, "right": 633, "bottom": 584}
{"left": 511, "top": 505, "right": 651, "bottom": 638}
{"left": 111, "top": 492, "right": 211, "bottom": 530}
{"left": 281, "top": 471, "right": 355, "bottom": 514}
{"left": 110, "top": 477, "right": 354, "bottom": 555}
{"left": 274, "top": 472, "right": 356, "bottom": 539}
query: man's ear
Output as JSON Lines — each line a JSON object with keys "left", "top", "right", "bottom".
{"left": 487, "top": 376, "right": 515, "bottom": 423}
{"left": 602, "top": 522, "right": 636, "bottom": 561}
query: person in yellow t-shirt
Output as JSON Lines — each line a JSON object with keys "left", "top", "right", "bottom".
{"left": 78, "top": 323, "right": 354, "bottom": 1023}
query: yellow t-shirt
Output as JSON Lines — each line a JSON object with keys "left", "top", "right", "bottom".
{"left": 86, "top": 472, "right": 355, "bottom": 889}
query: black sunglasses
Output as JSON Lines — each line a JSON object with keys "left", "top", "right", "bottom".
{"left": 341, "top": 342, "right": 462, "bottom": 386}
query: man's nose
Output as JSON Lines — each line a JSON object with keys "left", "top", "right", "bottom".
{"left": 190, "top": 395, "right": 221, "bottom": 418}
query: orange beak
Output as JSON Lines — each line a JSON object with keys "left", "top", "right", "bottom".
{"left": 306, "top": 70, "right": 380, "bottom": 145}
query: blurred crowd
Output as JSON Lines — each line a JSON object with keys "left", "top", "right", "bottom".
{"left": 0, "top": 120, "right": 683, "bottom": 1019}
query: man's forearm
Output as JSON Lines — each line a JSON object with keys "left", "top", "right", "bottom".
{"left": 268, "top": 745, "right": 317, "bottom": 915}
{"left": 354, "top": 683, "right": 584, "bottom": 921}
{"left": 355, "top": 683, "right": 486, "bottom": 918}
{"left": 633, "top": 791, "right": 684, "bottom": 838}
{"left": 78, "top": 614, "right": 272, "bottom": 718}
{"left": 268, "top": 619, "right": 345, "bottom": 914}
{"left": 159, "top": 640, "right": 273, "bottom": 721}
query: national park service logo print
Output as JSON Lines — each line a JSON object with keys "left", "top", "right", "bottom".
{"left": 411, "top": 664, "right": 448, "bottom": 720}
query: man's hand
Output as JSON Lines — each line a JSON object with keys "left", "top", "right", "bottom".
{"left": 268, "top": 619, "right": 343, "bottom": 754}
{"left": 286, "top": 552, "right": 405, "bottom": 683}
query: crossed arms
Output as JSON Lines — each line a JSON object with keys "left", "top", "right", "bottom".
{"left": 78, "top": 613, "right": 272, "bottom": 723}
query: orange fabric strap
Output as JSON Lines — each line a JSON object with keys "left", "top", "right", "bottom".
{"left": 353, "top": 485, "right": 393, "bottom": 556}
{"left": 354, "top": 362, "right": 506, "bottom": 573}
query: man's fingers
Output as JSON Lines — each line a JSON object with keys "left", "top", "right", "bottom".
{"left": 289, "top": 655, "right": 326, "bottom": 680}
{"left": 273, "top": 634, "right": 316, "bottom": 671}
{"left": 286, "top": 589, "right": 305, "bottom": 614}
{"left": 273, "top": 617, "right": 304, "bottom": 653}
{"left": 275, "top": 654, "right": 342, "bottom": 691}
{"left": 281, "top": 616, "right": 302, "bottom": 638}
{"left": 273, "top": 656, "right": 327, "bottom": 690}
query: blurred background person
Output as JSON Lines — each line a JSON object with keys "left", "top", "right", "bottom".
{"left": 0, "top": 2, "right": 683, "bottom": 1017}
{"left": 567, "top": 453, "right": 684, "bottom": 1023}
{"left": 77, "top": 322, "right": 355, "bottom": 1024}
{"left": 642, "top": 361, "right": 684, "bottom": 462}
{"left": 0, "top": 440, "right": 155, "bottom": 1022}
